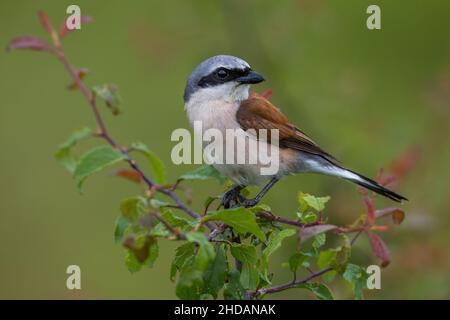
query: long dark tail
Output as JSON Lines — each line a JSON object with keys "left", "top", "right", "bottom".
{"left": 343, "top": 168, "right": 407, "bottom": 202}
{"left": 323, "top": 164, "right": 408, "bottom": 202}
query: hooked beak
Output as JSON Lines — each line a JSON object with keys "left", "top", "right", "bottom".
{"left": 237, "top": 70, "right": 265, "bottom": 84}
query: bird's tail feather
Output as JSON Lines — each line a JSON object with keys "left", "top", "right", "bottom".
{"left": 341, "top": 168, "right": 407, "bottom": 202}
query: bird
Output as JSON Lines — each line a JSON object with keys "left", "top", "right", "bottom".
{"left": 183, "top": 55, "right": 407, "bottom": 208}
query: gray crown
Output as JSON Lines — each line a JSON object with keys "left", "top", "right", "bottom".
{"left": 183, "top": 55, "right": 251, "bottom": 102}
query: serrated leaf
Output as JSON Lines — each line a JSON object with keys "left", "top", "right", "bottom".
{"left": 186, "top": 232, "right": 216, "bottom": 271}
{"left": 93, "top": 84, "right": 121, "bottom": 115}
{"left": 297, "top": 283, "right": 333, "bottom": 300}
{"left": 74, "top": 145, "right": 126, "bottom": 190}
{"left": 131, "top": 142, "right": 166, "bottom": 184}
{"left": 203, "top": 207, "right": 266, "bottom": 241}
{"left": 262, "top": 229, "right": 296, "bottom": 269}
{"left": 160, "top": 207, "right": 192, "bottom": 229}
{"left": 302, "top": 194, "right": 330, "bottom": 212}
{"left": 343, "top": 263, "right": 368, "bottom": 300}
{"left": 230, "top": 244, "right": 257, "bottom": 265}
{"left": 203, "top": 245, "right": 228, "bottom": 298}
{"left": 171, "top": 243, "right": 196, "bottom": 281}
{"left": 180, "top": 165, "right": 227, "bottom": 184}
{"left": 120, "top": 196, "right": 146, "bottom": 221}
{"left": 54, "top": 127, "right": 92, "bottom": 173}
{"left": 312, "top": 233, "right": 326, "bottom": 250}
{"left": 125, "top": 250, "right": 142, "bottom": 273}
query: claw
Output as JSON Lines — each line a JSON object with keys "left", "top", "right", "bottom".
{"left": 221, "top": 187, "right": 244, "bottom": 209}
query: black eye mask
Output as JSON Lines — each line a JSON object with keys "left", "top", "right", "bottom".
{"left": 198, "top": 67, "right": 251, "bottom": 88}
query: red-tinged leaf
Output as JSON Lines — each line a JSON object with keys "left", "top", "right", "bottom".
{"left": 6, "top": 36, "right": 52, "bottom": 52}
{"left": 67, "top": 68, "right": 89, "bottom": 90}
{"left": 262, "top": 89, "right": 273, "bottom": 99}
{"left": 374, "top": 207, "right": 405, "bottom": 225}
{"left": 38, "top": 11, "right": 54, "bottom": 34}
{"left": 370, "top": 225, "right": 390, "bottom": 232}
{"left": 113, "top": 169, "right": 142, "bottom": 184}
{"left": 380, "top": 175, "right": 397, "bottom": 187}
{"left": 364, "top": 196, "right": 375, "bottom": 224}
{"left": 299, "top": 224, "right": 337, "bottom": 241}
{"left": 59, "top": 16, "right": 93, "bottom": 38}
{"left": 367, "top": 232, "right": 390, "bottom": 267}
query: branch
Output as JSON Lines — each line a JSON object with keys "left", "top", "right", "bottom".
{"left": 249, "top": 224, "right": 365, "bottom": 299}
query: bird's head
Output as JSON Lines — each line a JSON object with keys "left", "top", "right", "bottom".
{"left": 184, "top": 55, "right": 264, "bottom": 104}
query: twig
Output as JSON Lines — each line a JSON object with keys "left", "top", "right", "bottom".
{"left": 249, "top": 224, "right": 366, "bottom": 299}
{"left": 52, "top": 47, "right": 215, "bottom": 231}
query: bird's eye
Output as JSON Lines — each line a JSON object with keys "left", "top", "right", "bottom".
{"left": 216, "top": 68, "right": 229, "bottom": 79}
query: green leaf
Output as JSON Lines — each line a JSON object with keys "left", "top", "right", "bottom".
{"left": 120, "top": 196, "right": 146, "bottom": 221}
{"left": 125, "top": 250, "right": 142, "bottom": 273}
{"left": 144, "top": 240, "right": 159, "bottom": 268}
{"left": 180, "top": 165, "right": 227, "bottom": 184}
{"left": 124, "top": 235, "right": 159, "bottom": 272}
{"left": 171, "top": 243, "right": 196, "bottom": 281}
{"left": 249, "top": 203, "right": 271, "bottom": 213}
{"left": 317, "top": 249, "right": 337, "bottom": 269}
{"left": 241, "top": 263, "right": 260, "bottom": 291}
{"left": 230, "top": 244, "right": 259, "bottom": 291}
{"left": 312, "top": 233, "right": 327, "bottom": 250}
{"left": 224, "top": 271, "right": 246, "bottom": 300}
{"left": 343, "top": 263, "right": 368, "bottom": 300}
{"left": 54, "top": 127, "right": 92, "bottom": 173}
{"left": 186, "top": 232, "right": 216, "bottom": 271}
{"left": 288, "top": 252, "right": 309, "bottom": 273}
{"left": 93, "top": 84, "right": 121, "bottom": 115}
{"left": 302, "top": 212, "right": 318, "bottom": 224}
{"left": 114, "top": 215, "right": 130, "bottom": 244}
{"left": 176, "top": 262, "right": 203, "bottom": 300}
{"left": 262, "top": 228, "right": 296, "bottom": 266}
{"left": 203, "top": 207, "right": 266, "bottom": 241}
{"left": 297, "top": 192, "right": 309, "bottom": 213}
{"left": 297, "top": 283, "right": 333, "bottom": 300}
{"left": 203, "top": 245, "right": 228, "bottom": 298}
{"left": 131, "top": 142, "right": 166, "bottom": 184}
{"left": 73, "top": 145, "right": 126, "bottom": 190}
{"left": 302, "top": 194, "right": 330, "bottom": 212}
{"left": 230, "top": 244, "right": 257, "bottom": 265}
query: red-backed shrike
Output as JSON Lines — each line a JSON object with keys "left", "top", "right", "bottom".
{"left": 183, "top": 55, "right": 406, "bottom": 208}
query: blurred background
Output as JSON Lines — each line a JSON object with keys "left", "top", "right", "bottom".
{"left": 1, "top": 0, "right": 449, "bottom": 299}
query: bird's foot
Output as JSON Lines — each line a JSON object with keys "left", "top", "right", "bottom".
{"left": 240, "top": 198, "right": 259, "bottom": 208}
{"left": 221, "top": 187, "right": 246, "bottom": 209}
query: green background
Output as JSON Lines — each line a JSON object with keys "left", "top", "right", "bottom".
{"left": 1, "top": 0, "right": 449, "bottom": 299}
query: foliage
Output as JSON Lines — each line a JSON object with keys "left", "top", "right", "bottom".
{"left": 7, "top": 11, "right": 408, "bottom": 300}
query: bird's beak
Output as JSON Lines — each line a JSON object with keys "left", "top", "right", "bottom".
{"left": 237, "top": 70, "right": 265, "bottom": 84}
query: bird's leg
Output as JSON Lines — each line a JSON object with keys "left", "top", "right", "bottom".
{"left": 221, "top": 184, "right": 246, "bottom": 209}
{"left": 241, "top": 177, "right": 279, "bottom": 208}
